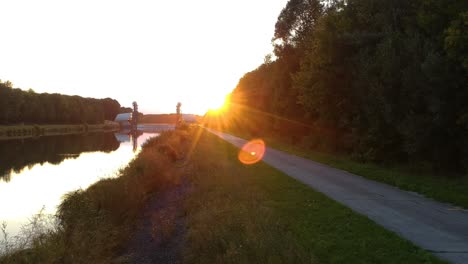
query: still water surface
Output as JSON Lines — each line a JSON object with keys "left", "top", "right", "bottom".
{"left": 0, "top": 127, "right": 166, "bottom": 237}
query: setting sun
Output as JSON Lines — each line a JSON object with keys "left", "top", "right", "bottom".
{"left": 204, "top": 93, "right": 231, "bottom": 113}
{"left": 0, "top": 0, "right": 289, "bottom": 115}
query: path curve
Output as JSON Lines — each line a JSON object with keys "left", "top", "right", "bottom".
{"left": 207, "top": 129, "right": 468, "bottom": 264}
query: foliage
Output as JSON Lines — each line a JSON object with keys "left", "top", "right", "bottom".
{"left": 119, "top": 106, "right": 133, "bottom": 113}
{"left": 206, "top": 0, "right": 468, "bottom": 174}
{"left": 0, "top": 209, "right": 64, "bottom": 264}
{"left": 0, "top": 81, "right": 121, "bottom": 124}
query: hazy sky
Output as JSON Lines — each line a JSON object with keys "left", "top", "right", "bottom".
{"left": 0, "top": 0, "right": 288, "bottom": 114}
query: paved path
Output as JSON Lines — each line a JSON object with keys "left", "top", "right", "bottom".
{"left": 207, "top": 129, "right": 468, "bottom": 264}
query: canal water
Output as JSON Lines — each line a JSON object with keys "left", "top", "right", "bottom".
{"left": 0, "top": 124, "right": 173, "bottom": 239}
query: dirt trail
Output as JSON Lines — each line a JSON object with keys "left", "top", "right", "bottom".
{"left": 119, "top": 178, "right": 191, "bottom": 264}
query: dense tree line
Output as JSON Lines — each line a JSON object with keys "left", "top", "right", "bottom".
{"left": 206, "top": 0, "right": 468, "bottom": 173}
{"left": 119, "top": 107, "right": 133, "bottom": 113}
{"left": 0, "top": 81, "right": 121, "bottom": 124}
{"left": 0, "top": 132, "right": 120, "bottom": 182}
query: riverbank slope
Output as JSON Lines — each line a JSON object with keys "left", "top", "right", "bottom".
{"left": 0, "top": 129, "right": 190, "bottom": 263}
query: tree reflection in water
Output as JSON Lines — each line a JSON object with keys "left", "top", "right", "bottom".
{"left": 0, "top": 133, "right": 120, "bottom": 182}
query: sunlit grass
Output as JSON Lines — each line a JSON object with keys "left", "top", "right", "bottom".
{"left": 183, "top": 129, "right": 446, "bottom": 263}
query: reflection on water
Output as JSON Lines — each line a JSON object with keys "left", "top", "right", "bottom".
{"left": 0, "top": 133, "right": 120, "bottom": 182}
{"left": 0, "top": 129, "right": 162, "bottom": 238}
{"left": 114, "top": 130, "right": 144, "bottom": 152}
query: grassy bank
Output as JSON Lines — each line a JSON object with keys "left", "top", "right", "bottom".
{"left": 183, "top": 128, "right": 445, "bottom": 263}
{"left": 0, "top": 121, "right": 120, "bottom": 140}
{"left": 0, "top": 129, "right": 190, "bottom": 263}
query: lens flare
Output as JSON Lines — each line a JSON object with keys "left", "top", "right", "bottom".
{"left": 238, "top": 139, "right": 266, "bottom": 165}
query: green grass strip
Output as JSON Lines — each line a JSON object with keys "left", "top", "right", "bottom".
{"left": 184, "top": 129, "right": 446, "bottom": 263}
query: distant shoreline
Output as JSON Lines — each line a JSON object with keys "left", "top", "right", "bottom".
{"left": 0, "top": 121, "right": 120, "bottom": 141}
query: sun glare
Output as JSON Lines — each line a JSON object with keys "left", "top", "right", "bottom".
{"left": 208, "top": 99, "right": 226, "bottom": 112}
{"left": 205, "top": 93, "right": 231, "bottom": 113}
